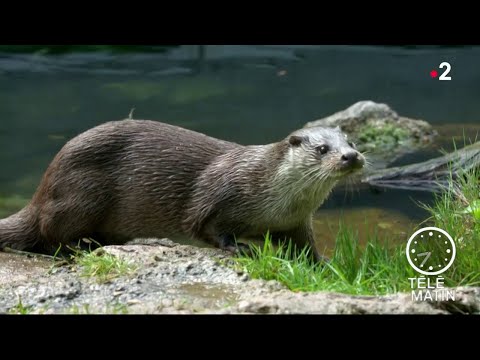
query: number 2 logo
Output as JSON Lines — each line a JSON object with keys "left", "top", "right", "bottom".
{"left": 438, "top": 62, "right": 452, "bottom": 81}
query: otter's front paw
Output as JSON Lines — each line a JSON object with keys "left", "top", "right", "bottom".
{"left": 224, "top": 242, "right": 252, "bottom": 257}
{"left": 218, "top": 234, "right": 252, "bottom": 256}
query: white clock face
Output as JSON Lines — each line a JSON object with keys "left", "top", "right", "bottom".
{"left": 406, "top": 227, "right": 456, "bottom": 276}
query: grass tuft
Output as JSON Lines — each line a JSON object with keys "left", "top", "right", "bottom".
{"left": 73, "top": 248, "right": 137, "bottom": 283}
{"left": 8, "top": 297, "right": 33, "bottom": 314}
{"left": 68, "top": 303, "right": 129, "bottom": 314}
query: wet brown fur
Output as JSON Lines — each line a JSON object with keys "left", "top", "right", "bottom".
{"left": 0, "top": 119, "right": 363, "bottom": 258}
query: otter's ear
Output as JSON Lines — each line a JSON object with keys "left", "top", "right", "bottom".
{"left": 288, "top": 135, "right": 305, "bottom": 147}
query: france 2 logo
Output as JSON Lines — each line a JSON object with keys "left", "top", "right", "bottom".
{"left": 430, "top": 62, "right": 452, "bottom": 80}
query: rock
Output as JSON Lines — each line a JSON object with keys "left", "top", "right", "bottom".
{"left": 125, "top": 237, "right": 177, "bottom": 247}
{"left": 0, "top": 241, "right": 478, "bottom": 314}
{"left": 304, "top": 101, "right": 437, "bottom": 167}
{"left": 232, "top": 290, "right": 445, "bottom": 314}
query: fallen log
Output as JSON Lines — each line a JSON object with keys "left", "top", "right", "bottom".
{"left": 361, "top": 142, "right": 480, "bottom": 193}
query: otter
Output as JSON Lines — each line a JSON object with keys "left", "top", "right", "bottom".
{"left": 0, "top": 119, "right": 365, "bottom": 260}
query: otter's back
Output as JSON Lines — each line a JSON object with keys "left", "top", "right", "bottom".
{"left": 33, "top": 119, "right": 240, "bottom": 241}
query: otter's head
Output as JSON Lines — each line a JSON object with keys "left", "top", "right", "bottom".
{"left": 285, "top": 126, "right": 365, "bottom": 180}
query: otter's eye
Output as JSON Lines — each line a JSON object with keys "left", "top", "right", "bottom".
{"left": 316, "top": 145, "right": 329, "bottom": 155}
{"left": 348, "top": 141, "right": 357, "bottom": 150}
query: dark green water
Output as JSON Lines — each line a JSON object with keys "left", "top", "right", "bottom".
{"left": 1, "top": 45, "right": 479, "bottom": 249}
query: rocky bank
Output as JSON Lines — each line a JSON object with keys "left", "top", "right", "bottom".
{"left": 1, "top": 239, "right": 478, "bottom": 314}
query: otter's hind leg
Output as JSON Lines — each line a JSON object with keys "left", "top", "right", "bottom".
{"left": 37, "top": 192, "right": 112, "bottom": 253}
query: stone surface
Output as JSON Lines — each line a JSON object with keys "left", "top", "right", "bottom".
{"left": 0, "top": 240, "right": 478, "bottom": 314}
{"left": 304, "top": 101, "right": 437, "bottom": 167}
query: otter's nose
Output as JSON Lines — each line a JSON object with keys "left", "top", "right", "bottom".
{"left": 341, "top": 151, "right": 364, "bottom": 169}
{"left": 341, "top": 152, "right": 358, "bottom": 162}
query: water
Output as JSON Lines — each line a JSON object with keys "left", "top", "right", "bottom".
{"left": 1, "top": 45, "right": 480, "bottom": 250}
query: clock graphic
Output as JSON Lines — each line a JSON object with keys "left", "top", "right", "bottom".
{"left": 406, "top": 227, "right": 456, "bottom": 276}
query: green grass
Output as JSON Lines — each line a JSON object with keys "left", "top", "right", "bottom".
{"left": 235, "top": 229, "right": 415, "bottom": 295}
{"left": 235, "top": 167, "right": 480, "bottom": 295}
{"left": 68, "top": 303, "right": 129, "bottom": 314}
{"left": 73, "top": 248, "right": 138, "bottom": 283}
{"left": 8, "top": 297, "right": 33, "bottom": 314}
{"left": 419, "top": 167, "right": 480, "bottom": 288}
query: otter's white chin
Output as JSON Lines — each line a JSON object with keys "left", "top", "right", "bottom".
{"left": 334, "top": 167, "right": 364, "bottom": 179}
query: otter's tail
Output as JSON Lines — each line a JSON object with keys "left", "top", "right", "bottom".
{"left": 0, "top": 206, "right": 40, "bottom": 251}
